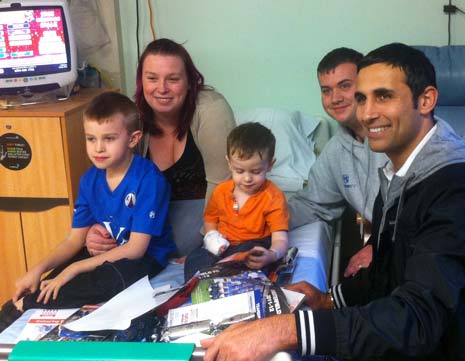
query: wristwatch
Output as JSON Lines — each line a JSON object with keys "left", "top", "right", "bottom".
{"left": 327, "top": 291, "right": 336, "bottom": 309}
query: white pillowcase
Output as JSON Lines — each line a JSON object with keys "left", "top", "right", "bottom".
{"left": 235, "top": 108, "right": 319, "bottom": 192}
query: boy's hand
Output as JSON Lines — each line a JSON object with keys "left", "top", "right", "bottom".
{"left": 203, "top": 230, "right": 230, "bottom": 256}
{"left": 86, "top": 223, "right": 117, "bottom": 256}
{"left": 13, "top": 270, "right": 42, "bottom": 303}
{"left": 245, "top": 246, "right": 275, "bottom": 269}
{"left": 36, "top": 265, "right": 78, "bottom": 304}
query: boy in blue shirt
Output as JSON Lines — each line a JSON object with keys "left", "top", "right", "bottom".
{"left": 0, "top": 92, "right": 175, "bottom": 330}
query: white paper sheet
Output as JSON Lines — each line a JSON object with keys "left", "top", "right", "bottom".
{"left": 65, "top": 276, "right": 177, "bottom": 331}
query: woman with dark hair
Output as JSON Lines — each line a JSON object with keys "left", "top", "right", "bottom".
{"left": 86, "top": 38, "right": 236, "bottom": 257}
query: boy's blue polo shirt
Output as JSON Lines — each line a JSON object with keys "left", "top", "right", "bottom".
{"left": 72, "top": 154, "right": 175, "bottom": 266}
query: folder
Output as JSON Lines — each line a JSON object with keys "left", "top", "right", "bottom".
{"left": 9, "top": 341, "right": 195, "bottom": 361}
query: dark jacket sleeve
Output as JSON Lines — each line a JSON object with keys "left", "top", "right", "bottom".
{"left": 300, "top": 166, "right": 465, "bottom": 360}
{"left": 331, "top": 193, "right": 384, "bottom": 308}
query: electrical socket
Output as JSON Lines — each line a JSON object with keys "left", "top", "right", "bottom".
{"left": 444, "top": 4, "right": 457, "bottom": 13}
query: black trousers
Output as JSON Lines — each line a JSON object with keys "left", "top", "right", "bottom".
{"left": 184, "top": 237, "right": 272, "bottom": 282}
{"left": 23, "top": 248, "right": 163, "bottom": 310}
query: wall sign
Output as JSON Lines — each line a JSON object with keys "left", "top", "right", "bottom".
{"left": 0, "top": 133, "right": 32, "bottom": 170}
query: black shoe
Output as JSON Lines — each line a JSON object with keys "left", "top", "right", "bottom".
{"left": 0, "top": 300, "right": 23, "bottom": 333}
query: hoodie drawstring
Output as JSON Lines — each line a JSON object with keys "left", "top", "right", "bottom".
{"left": 391, "top": 174, "right": 413, "bottom": 242}
{"left": 360, "top": 141, "right": 371, "bottom": 243}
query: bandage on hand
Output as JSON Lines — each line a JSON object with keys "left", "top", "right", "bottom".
{"left": 203, "top": 230, "right": 230, "bottom": 256}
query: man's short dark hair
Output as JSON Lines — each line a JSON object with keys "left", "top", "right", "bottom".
{"left": 358, "top": 43, "right": 437, "bottom": 108}
{"left": 227, "top": 122, "right": 276, "bottom": 161}
{"left": 317, "top": 47, "right": 363, "bottom": 74}
{"left": 84, "top": 91, "right": 141, "bottom": 134}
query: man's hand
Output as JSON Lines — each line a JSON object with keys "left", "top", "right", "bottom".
{"left": 286, "top": 281, "right": 333, "bottom": 310}
{"left": 202, "top": 314, "right": 297, "bottom": 361}
{"left": 244, "top": 246, "right": 275, "bottom": 269}
{"left": 13, "top": 269, "right": 42, "bottom": 303}
{"left": 343, "top": 244, "right": 373, "bottom": 278}
{"left": 85, "top": 223, "right": 117, "bottom": 256}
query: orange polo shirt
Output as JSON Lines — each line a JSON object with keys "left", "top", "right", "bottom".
{"left": 204, "top": 179, "right": 289, "bottom": 245}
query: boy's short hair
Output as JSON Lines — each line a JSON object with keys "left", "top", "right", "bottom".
{"left": 317, "top": 47, "right": 363, "bottom": 74}
{"left": 227, "top": 122, "right": 276, "bottom": 161}
{"left": 84, "top": 91, "right": 141, "bottom": 133}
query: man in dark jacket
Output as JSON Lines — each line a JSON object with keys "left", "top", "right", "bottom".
{"left": 202, "top": 43, "right": 465, "bottom": 361}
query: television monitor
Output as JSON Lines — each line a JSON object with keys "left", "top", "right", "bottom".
{"left": 0, "top": 0, "right": 77, "bottom": 96}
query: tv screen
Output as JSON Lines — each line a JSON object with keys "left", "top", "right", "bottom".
{"left": 0, "top": 0, "right": 77, "bottom": 96}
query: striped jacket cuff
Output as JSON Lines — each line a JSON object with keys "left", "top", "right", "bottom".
{"left": 295, "top": 309, "right": 337, "bottom": 356}
{"left": 329, "top": 283, "right": 346, "bottom": 308}
{"left": 295, "top": 310, "right": 316, "bottom": 355}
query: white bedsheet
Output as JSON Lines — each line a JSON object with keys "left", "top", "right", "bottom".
{"left": 0, "top": 221, "right": 332, "bottom": 345}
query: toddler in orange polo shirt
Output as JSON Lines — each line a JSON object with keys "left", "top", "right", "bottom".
{"left": 184, "top": 122, "right": 289, "bottom": 281}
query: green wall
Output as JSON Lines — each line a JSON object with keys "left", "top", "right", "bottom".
{"left": 116, "top": 0, "right": 465, "bottom": 119}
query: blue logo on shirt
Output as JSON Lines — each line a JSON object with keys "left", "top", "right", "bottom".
{"left": 343, "top": 174, "right": 355, "bottom": 189}
{"left": 343, "top": 174, "right": 350, "bottom": 185}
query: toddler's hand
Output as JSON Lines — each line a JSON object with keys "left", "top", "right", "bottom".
{"left": 245, "top": 246, "right": 274, "bottom": 269}
{"left": 203, "top": 230, "right": 230, "bottom": 256}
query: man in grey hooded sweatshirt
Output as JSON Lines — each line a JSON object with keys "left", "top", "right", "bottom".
{"left": 288, "top": 48, "right": 387, "bottom": 277}
{"left": 203, "top": 43, "right": 465, "bottom": 361}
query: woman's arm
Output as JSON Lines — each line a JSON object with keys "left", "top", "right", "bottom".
{"left": 192, "top": 91, "right": 236, "bottom": 201}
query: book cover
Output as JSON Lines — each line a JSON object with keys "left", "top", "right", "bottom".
{"left": 191, "top": 261, "right": 291, "bottom": 317}
{"left": 191, "top": 264, "right": 272, "bottom": 304}
{"left": 268, "top": 246, "right": 299, "bottom": 284}
{"left": 15, "top": 308, "right": 78, "bottom": 342}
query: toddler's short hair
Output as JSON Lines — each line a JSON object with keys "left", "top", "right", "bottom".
{"left": 227, "top": 122, "right": 275, "bottom": 161}
{"left": 84, "top": 91, "right": 141, "bottom": 134}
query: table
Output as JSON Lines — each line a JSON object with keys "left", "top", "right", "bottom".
{"left": 0, "top": 221, "right": 333, "bottom": 360}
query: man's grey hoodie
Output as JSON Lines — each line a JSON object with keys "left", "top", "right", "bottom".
{"left": 288, "top": 125, "right": 388, "bottom": 230}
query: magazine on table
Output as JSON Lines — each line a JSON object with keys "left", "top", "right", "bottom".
{"left": 16, "top": 308, "right": 79, "bottom": 342}
{"left": 156, "top": 260, "right": 305, "bottom": 343}
{"left": 39, "top": 304, "right": 158, "bottom": 342}
{"left": 213, "top": 246, "right": 299, "bottom": 285}
{"left": 39, "top": 305, "right": 112, "bottom": 341}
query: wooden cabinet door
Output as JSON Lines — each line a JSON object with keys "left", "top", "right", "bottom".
{"left": 0, "top": 211, "right": 26, "bottom": 305}
{"left": 21, "top": 205, "right": 71, "bottom": 270}
{"left": 0, "top": 117, "right": 68, "bottom": 198}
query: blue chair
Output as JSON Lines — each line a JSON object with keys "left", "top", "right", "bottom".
{"left": 414, "top": 45, "right": 465, "bottom": 137}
